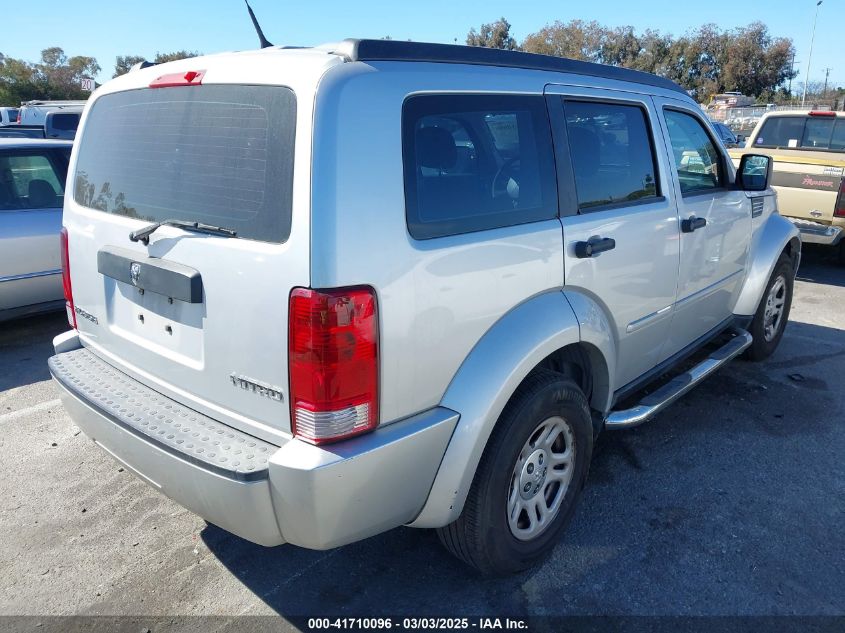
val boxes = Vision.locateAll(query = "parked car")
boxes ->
[0,125,45,139]
[730,110,845,263]
[711,121,740,148]
[48,40,799,575]
[17,100,85,127]
[0,107,20,126]
[45,110,81,140]
[0,139,72,321]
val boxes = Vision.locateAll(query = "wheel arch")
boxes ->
[409,290,615,529]
[734,213,801,316]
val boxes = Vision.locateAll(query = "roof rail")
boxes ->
[329,39,686,95]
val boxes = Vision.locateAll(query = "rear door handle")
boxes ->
[681,216,707,233]
[575,237,616,259]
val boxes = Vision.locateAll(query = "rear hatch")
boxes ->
[64,69,313,441]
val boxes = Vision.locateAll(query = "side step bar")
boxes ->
[605,328,753,430]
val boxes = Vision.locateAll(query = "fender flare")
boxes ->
[409,290,614,528]
[734,213,800,316]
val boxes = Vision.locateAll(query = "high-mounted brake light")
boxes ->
[808,111,835,117]
[288,287,378,445]
[60,228,77,329]
[149,70,205,88]
[834,179,845,218]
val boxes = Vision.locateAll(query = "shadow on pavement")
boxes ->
[203,320,845,618]
[796,245,845,288]
[0,311,68,391]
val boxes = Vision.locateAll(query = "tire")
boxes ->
[745,253,794,361]
[837,240,845,267]
[437,370,593,575]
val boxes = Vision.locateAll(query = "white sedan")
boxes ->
[0,139,72,321]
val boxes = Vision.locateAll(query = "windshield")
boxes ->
[73,85,297,243]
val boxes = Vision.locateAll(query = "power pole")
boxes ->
[802,0,823,107]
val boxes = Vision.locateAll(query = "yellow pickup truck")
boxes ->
[730,110,845,263]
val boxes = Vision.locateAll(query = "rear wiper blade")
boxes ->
[129,219,237,245]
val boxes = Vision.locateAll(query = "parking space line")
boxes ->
[0,398,62,423]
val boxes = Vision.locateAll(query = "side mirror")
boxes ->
[737,154,772,191]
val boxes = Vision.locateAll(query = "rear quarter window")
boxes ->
[402,94,558,240]
[73,85,296,243]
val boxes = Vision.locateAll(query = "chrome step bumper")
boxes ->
[788,217,843,246]
[605,329,753,430]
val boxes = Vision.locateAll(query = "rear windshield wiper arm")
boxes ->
[129,219,237,245]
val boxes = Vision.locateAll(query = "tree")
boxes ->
[518,19,795,101]
[113,55,146,78]
[466,17,518,50]
[113,50,201,78]
[522,20,605,62]
[600,26,640,67]
[153,50,200,64]
[35,47,100,99]
[0,47,98,104]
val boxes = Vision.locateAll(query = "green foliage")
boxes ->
[466,17,518,51]
[113,51,201,78]
[113,55,146,78]
[0,47,99,104]
[469,18,797,101]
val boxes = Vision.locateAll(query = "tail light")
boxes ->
[835,179,845,218]
[288,287,378,444]
[60,228,77,329]
[16,111,21,123]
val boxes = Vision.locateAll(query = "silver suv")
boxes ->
[49,40,799,575]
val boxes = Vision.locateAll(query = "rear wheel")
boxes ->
[437,370,593,575]
[745,253,794,361]
[838,240,845,266]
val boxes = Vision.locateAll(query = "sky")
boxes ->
[3,0,842,89]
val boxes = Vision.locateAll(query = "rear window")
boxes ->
[5,109,19,123]
[73,85,297,243]
[50,113,80,131]
[754,115,845,152]
[402,94,557,240]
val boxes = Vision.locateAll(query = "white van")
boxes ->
[17,100,85,127]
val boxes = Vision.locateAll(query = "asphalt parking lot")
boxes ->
[1,247,843,625]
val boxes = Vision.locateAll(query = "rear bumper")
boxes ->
[787,217,843,246]
[50,335,458,549]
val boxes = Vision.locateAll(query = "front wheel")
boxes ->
[745,253,794,361]
[437,371,593,575]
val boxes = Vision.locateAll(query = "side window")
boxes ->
[563,100,659,211]
[664,109,723,195]
[403,94,558,240]
[0,152,65,211]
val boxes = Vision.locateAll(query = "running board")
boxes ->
[605,329,753,430]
